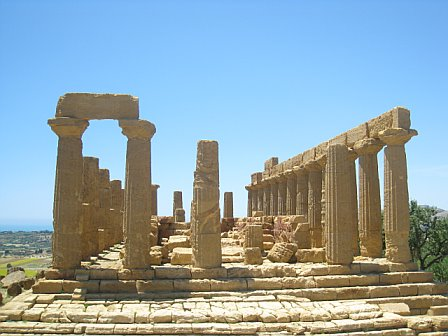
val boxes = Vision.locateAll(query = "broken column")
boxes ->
[191,140,222,268]
[173,191,183,216]
[111,179,124,244]
[304,160,323,248]
[223,192,234,218]
[325,144,353,265]
[151,184,159,216]
[48,117,89,269]
[244,224,263,249]
[354,138,384,258]
[120,119,156,269]
[285,170,296,216]
[380,128,417,263]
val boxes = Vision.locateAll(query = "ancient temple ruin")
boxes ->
[1,95,447,335]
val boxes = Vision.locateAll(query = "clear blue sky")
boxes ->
[1,0,447,229]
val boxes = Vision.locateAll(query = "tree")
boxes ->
[409,200,448,282]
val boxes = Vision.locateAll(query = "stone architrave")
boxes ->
[245,186,252,217]
[48,117,89,269]
[98,169,112,251]
[295,167,308,218]
[285,170,297,216]
[119,119,156,269]
[379,128,417,263]
[277,176,287,216]
[223,192,234,218]
[81,156,100,258]
[191,140,222,268]
[325,144,353,265]
[244,224,263,250]
[347,149,360,256]
[173,191,183,216]
[304,160,323,248]
[111,179,124,244]
[263,184,271,216]
[151,184,159,216]
[354,138,384,258]
[269,179,279,216]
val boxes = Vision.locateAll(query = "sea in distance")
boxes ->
[0,219,53,232]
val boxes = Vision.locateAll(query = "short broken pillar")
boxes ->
[223,192,234,218]
[380,128,417,263]
[120,119,156,269]
[325,144,353,265]
[81,156,100,258]
[354,138,384,258]
[304,160,323,248]
[151,184,159,216]
[48,117,89,269]
[173,191,183,216]
[110,179,124,244]
[191,140,222,268]
[244,224,264,250]
[285,170,297,216]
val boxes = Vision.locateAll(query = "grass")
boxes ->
[0,257,49,278]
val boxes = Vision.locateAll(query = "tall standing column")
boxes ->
[257,185,264,213]
[151,184,160,216]
[277,176,287,215]
[285,170,297,216]
[246,186,252,217]
[120,120,156,269]
[325,144,353,265]
[48,118,89,269]
[173,191,183,216]
[304,160,323,248]
[354,138,384,258]
[379,128,417,263]
[317,156,327,246]
[191,140,222,268]
[98,169,112,251]
[269,179,279,216]
[223,192,234,218]
[263,184,271,216]
[295,167,308,218]
[111,179,124,244]
[251,187,258,216]
[348,149,360,256]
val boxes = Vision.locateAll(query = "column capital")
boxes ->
[293,165,307,176]
[379,128,417,146]
[353,138,384,155]
[48,117,89,138]
[119,119,156,140]
[316,155,327,168]
[304,160,322,172]
[283,169,297,179]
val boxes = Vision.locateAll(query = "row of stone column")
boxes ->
[49,117,156,270]
[247,128,416,264]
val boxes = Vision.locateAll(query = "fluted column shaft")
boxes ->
[325,144,353,265]
[277,177,287,215]
[48,118,89,269]
[246,187,252,217]
[263,184,271,216]
[251,188,258,215]
[111,179,124,244]
[223,192,234,218]
[120,120,156,269]
[285,172,297,215]
[270,181,279,216]
[348,150,360,256]
[173,191,183,216]
[295,168,308,217]
[354,138,383,258]
[305,161,323,248]
[380,128,417,263]
[257,186,264,212]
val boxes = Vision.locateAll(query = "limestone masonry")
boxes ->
[1,95,447,336]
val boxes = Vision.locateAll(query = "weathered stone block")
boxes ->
[171,247,192,265]
[99,280,137,293]
[267,242,298,263]
[244,247,263,265]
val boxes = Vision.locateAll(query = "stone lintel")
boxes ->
[56,93,139,120]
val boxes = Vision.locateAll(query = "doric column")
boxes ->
[354,138,384,258]
[119,119,156,269]
[348,149,360,256]
[304,160,323,248]
[379,128,417,263]
[111,179,124,244]
[251,187,258,215]
[98,169,112,251]
[173,191,183,216]
[325,144,353,265]
[245,186,252,217]
[317,156,327,246]
[81,156,100,259]
[269,179,279,216]
[257,184,264,213]
[191,140,222,268]
[223,192,234,218]
[277,175,287,215]
[263,183,271,216]
[151,184,159,216]
[48,117,89,269]
[294,167,308,218]
[285,170,297,215]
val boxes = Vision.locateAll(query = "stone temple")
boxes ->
[0,93,447,335]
